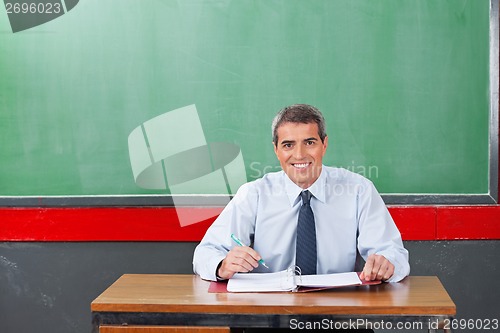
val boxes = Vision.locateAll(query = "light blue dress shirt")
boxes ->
[193,166,410,282]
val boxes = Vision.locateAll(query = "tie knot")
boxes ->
[300,190,312,205]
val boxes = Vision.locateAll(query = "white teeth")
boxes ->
[294,163,309,168]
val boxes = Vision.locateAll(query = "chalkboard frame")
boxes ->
[0,0,498,207]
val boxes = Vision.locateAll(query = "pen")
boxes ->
[230,233,269,269]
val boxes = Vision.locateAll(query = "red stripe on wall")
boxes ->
[0,207,220,242]
[388,206,436,240]
[0,206,499,241]
[436,206,500,240]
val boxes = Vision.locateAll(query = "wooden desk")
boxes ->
[91,274,456,333]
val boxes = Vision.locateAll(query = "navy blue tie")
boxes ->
[295,190,317,275]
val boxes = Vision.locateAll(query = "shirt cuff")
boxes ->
[200,254,226,281]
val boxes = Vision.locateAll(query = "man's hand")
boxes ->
[217,246,263,280]
[359,254,394,282]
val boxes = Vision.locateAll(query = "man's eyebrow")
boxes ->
[279,138,318,145]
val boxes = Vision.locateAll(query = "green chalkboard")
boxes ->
[0,0,497,205]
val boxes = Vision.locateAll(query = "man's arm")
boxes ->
[193,237,229,281]
[357,180,410,282]
[193,183,260,281]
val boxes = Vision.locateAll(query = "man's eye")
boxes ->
[283,143,292,149]
[306,141,315,145]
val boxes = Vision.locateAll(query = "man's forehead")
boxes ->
[277,122,320,135]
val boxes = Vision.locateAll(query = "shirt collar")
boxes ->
[283,166,327,207]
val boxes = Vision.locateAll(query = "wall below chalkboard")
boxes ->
[0,241,499,333]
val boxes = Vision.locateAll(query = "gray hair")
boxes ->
[272,104,327,146]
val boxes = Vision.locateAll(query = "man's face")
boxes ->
[274,122,328,189]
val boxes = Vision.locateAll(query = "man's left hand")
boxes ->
[360,254,394,282]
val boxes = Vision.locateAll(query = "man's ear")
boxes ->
[322,136,329,155]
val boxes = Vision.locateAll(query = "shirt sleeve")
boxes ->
[192,182,258,281]
[356,180,410,282]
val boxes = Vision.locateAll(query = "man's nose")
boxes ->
[293,145,305,159]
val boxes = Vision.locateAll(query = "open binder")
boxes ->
[210,266,381,293]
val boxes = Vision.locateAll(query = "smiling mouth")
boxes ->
[292,162,310,169]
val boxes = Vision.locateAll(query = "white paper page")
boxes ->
[299,272,362,288]
[227,270,296,292]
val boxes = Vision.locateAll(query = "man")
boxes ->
[193,104,409,283]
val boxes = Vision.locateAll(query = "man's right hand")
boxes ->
[217,246,263,280]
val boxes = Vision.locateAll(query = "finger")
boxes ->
[370,255,387,280]
[375,264,388,281]
[228,247,262,272]
[218,252,256,279]
[233,255,257,272]
[382,262,395,281]
[371,255,394,281]
[362,255,375,281]
[364,254,388,281]
[232,246,261,268]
